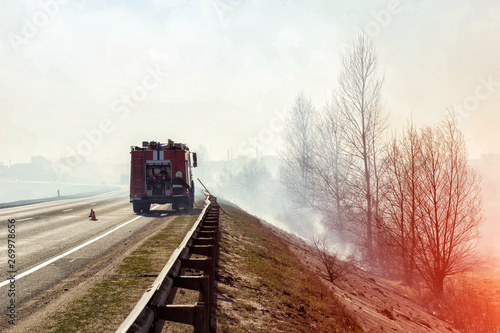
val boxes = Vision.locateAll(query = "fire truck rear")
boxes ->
[130,140,197,213]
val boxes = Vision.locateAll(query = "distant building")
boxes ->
[0,162,7,179]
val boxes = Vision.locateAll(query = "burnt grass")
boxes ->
[216,203,362,332]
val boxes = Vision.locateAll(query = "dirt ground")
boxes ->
[270,227,462,333]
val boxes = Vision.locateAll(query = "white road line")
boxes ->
[90,203,96,206]
[63,209,73,212]
[0,207,159,288]
[17,217,33,222]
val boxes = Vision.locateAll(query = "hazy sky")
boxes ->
[1,0,500,166]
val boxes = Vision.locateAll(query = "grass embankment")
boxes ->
[43,214,198,332]
[216,203,362,332]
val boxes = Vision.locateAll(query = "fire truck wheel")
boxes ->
[143,203,151,213]
[133,202,142,214]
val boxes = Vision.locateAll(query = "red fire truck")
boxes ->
[130,140,197,213]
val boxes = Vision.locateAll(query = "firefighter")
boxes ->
[172,171,190,213]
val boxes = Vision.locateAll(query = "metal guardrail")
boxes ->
[117,194,220,333]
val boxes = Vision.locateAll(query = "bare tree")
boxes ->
[280,90,317,207]
[312,234,353,284]
[382,123,422,285]
[414,112,482,297]
[336,34,387,258]
[307,93,353,245]
[383,112,482,296]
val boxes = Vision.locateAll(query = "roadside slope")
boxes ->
[216,204,362,332]
[216,202,460,333]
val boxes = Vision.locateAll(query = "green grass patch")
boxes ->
[43,214,198,333]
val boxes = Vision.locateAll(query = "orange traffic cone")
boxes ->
[90,210,98,221]
[88,208,94,217]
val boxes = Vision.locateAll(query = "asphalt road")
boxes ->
[0,189,175,312]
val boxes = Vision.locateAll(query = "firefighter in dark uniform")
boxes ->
[172,171,190,213]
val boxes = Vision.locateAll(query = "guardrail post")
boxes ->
[193,302,206,333]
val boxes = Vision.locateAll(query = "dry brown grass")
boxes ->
[440,270,500,333]
[384,268,500,332]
